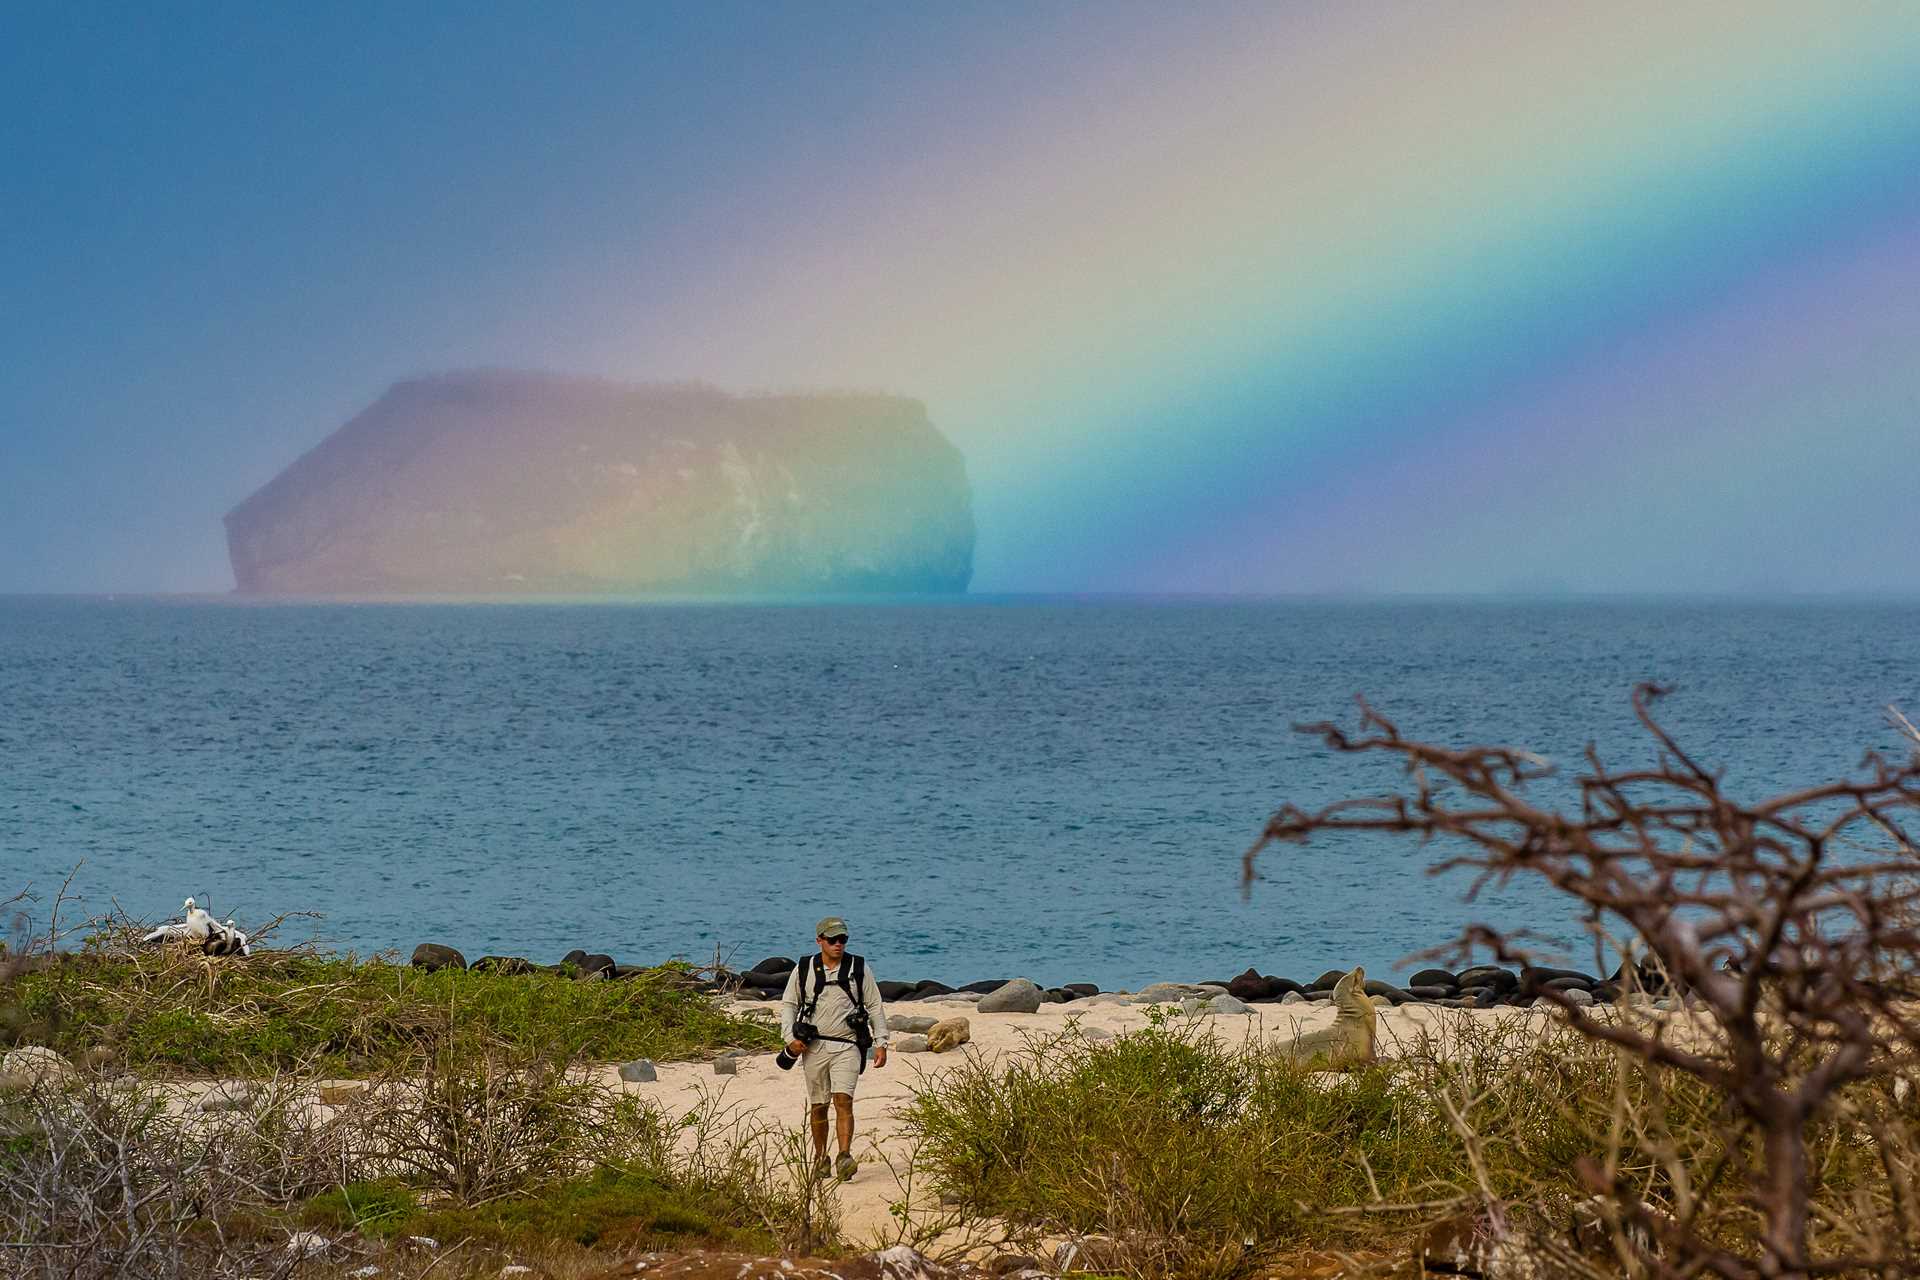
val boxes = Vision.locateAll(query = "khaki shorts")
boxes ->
[802,1040,862,1105]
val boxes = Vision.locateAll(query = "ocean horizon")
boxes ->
[5,595,1916,991]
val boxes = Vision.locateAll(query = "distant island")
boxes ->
[223,372,974,596]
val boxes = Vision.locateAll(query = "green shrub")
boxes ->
[296,1167,750,1250]
[300,1179,419,1234]
[393,1166,766,1251]
[8,949,775,1075]
[902,1013,1920,1274]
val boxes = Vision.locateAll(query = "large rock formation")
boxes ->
[225,372,974,595]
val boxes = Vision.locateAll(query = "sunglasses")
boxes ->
[820,935,849,944]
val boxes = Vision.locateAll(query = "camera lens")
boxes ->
[775,1048,798,1071]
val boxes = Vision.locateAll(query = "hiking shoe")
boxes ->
[835,1151,858,1182]
[812,1155,832,1181]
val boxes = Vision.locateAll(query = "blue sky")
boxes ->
[6,3,1919,595]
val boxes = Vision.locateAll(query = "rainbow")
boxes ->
[610,5,1920,593]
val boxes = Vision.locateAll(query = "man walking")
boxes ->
[780,915,889,1181]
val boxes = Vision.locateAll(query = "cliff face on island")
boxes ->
[224,373,974,595]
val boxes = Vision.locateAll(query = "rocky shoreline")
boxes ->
[408,943,1669,1013]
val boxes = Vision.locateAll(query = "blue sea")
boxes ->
[3,596,1916,991]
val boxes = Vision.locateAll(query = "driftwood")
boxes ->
[1244,684,1920,1280]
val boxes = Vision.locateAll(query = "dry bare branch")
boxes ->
[1245,683,1920,1279]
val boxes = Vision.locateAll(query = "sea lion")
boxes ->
[926,1017,971,1053]
[1276,965,1376,1069]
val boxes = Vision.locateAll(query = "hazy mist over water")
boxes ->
[5,596,1916,989]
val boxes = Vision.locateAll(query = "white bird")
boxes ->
[142,897,216,944]
[203,918,251,958]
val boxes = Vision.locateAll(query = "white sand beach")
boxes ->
[599,995,1563,1245]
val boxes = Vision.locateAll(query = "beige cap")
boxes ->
[815,916,849,939]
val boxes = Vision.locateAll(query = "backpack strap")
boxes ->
[843,953,870,1072]
[802,953,866,1023]
[802,953,827,1019]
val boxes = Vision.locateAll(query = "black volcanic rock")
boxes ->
[225,372,975,596]
[411,943,465,972]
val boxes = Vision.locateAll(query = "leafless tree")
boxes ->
[1244,684,1920,1280]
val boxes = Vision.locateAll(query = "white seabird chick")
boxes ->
[203,918,251,958]
[141,897,216,945]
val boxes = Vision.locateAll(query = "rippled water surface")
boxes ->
[3,597,1916,989]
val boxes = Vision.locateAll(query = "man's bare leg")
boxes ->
[829,1092,859,1180]
[831,1092,856,1154]
[809,1104,830,1171]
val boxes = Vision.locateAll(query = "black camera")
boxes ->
[776,1022,820,1071]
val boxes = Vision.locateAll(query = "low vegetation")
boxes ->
[904,1010,1920,1277]
[0,904,803,1276]
[301,1167,765,1253]
[0,1036,835,1280]
[5,943,775,1075]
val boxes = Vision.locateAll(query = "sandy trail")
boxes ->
[595,996,1561,1247]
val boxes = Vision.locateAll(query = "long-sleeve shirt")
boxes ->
[779,955,890,1048]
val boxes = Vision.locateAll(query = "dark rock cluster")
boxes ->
[411,943,1665,1010]
[1212,963,1636,1009]
[407,943,718,989]
[723,955,1655,1008]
